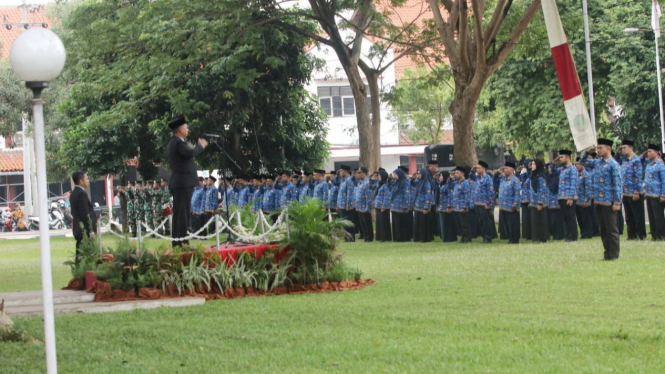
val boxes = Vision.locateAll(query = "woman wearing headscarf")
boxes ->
[519,159,533,240]
[529,159,550,242]
[390,168,411,242]
[412,167,435,242]
[373,170,392,242]
[546,163,565,240]
[437,171,457,242]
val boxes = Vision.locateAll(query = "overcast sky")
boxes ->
[0,0,55,7]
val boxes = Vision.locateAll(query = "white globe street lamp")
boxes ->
[9,27,66,374]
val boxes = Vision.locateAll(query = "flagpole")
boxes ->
[582,0,596,137]
[655,36,665,147]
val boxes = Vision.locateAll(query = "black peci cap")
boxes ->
[505,162,516,169]
[559,150,572,156]
[648,144,661,152]
[478,160,489,169]
[339,165,351,172]
[168,117,186,130]
[597,138,614,147]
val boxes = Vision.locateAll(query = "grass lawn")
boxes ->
[2,235,665,373]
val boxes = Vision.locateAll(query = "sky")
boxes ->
[0,0,55,7]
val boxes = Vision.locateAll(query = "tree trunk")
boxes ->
[450,81,482,167]
[364,70,382,171]
[345,65,375,172]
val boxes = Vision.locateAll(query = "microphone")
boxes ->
[202,133,221,138]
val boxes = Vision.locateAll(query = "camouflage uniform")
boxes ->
[123,188,137,236]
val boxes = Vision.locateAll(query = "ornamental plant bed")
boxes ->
[87,279,377,302]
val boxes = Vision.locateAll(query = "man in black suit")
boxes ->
[70,170,97,266]
[166,117,207,247]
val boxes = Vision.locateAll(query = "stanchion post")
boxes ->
[285,208,290,240]
[259,211,267,244]
[215,214,220,249]
[137,221,142,251]
[97,215,102,254]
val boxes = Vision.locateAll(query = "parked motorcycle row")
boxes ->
[1,200,73,232]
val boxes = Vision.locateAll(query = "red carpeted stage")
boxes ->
[209,243,288,264]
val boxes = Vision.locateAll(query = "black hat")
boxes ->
[455,166,466,173]
[237,175,249,181]
[265,174,275,180]
[559,150,573,156]
[648,144,661,152]
[357,167,368,174]
[597,138,614,147]
[378,167,386,172]
[478,160,489,169]
[293,170,302,176]
[198,176,204,181]
[168,117,186,130]
[281,170,293,176]
[209,176,217,182]
[622,140,635,147]
[576,157,582,163]
[588,152,597,157]
[398,165,409,173]
[505,162,516,169]
[339,165,351,172]
[428,160,438,166]
[314,169,326,174]
[303,171,312,177]
[329,170,336,174]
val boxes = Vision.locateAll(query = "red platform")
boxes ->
[210,243,288,265]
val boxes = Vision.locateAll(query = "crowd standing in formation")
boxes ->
[180,137,665,261]
[118,179,172,237]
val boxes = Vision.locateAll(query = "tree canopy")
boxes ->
[56,0,328,179]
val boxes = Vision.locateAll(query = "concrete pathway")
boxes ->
[0,227,112,240]
[0,289,205,316]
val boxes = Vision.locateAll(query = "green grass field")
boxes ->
[2,234,665,373]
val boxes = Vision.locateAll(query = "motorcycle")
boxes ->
[1,210,13,232]
[28,211,66,231]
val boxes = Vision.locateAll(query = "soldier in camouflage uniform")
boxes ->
[160,179,172,235]
[120,182,137,237]
[151,181,162,233]
[136,181,146,234]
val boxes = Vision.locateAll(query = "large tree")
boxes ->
[57,0,328,179]
[425,0,543,166]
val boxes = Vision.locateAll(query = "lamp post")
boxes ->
[625,27,665,146]
[9,27,66,374]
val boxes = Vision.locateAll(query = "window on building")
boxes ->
[317,86,364,118]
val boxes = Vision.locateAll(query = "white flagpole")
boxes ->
[653,0,665,146]
[582,0,597,136]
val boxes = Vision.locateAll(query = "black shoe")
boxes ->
[482,239,492,244]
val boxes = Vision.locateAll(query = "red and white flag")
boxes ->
[542,0,596,150]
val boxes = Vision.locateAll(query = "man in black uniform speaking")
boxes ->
[166,117,207,247]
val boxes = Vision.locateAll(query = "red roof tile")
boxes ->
[1,6,51,60]
[399,129,454,145]
[0,149,23,172]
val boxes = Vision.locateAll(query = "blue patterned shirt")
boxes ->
[556,164,579,200]
[236,186,250,209]
[203,186,218,212]
[328,183,339,209]
[374,184,391,209]
[354,179,372,213]
[473,174,495,208]
[251,187,263,212]
[412,183,434,212]
[390,184,411,213]
[337,175,355,210]
[620,155,645,196]
[644,158,665,198]
[261,186,276,213]
[311,181,329,208]
[581,154,622,206]
[577,170,591,205]
[498,175,521,211]
[451,180,471,212]
[437,181,454,212]
[191,186,206,214]
[280,182,297,208]
[529,177,550,207]
[520,173,531,204]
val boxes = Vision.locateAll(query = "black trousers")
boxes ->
[430,204,439,237]
[439,211,458,242]
[500,210,520,244]
[391,211,410,242]
[203,212,214,236]
[358,211,374,242]
[456,211,471,242]
[375,208,392,242]
[406,211,414,240]
[622,195,646,240]
[413,211,433,242]
[591,201,600,236]
[469,208,479,238]
[617,205,625,235]
[530,206,550,242]
[476,205,494,242]
[498,212,507,240]
[558,200,578,241]
[339,209,356,240]
[549,208,565,240]
[576,205,594,239]
[171,187,193,247]
[646,197,665,240]
[356,211,366,240]
[596,204,620,260]
[74,232,90,266]
[521,203,532,240]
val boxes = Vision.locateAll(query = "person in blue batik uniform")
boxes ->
[261,175,279,223]
[473,161,496,244]
[519,160,533,240]
[574,158,593,239]
[581,138,623,260]
[545,164,565,241]
[616,140,647,240]
[249,176,263,213]
[190,177,206,234]
[201,176,218,236]
[529,159,550,243]
[374,170,392,242]
[643,144,665,240]
[354,167,374,242]
[234,176,250,209]
[553,150,579,241]
[279,171,297,209]
[312,169,330,209]
[336,165,356,241]
[451,166,472,243]
[298,172,312,203]
[437,172,457,243]
[498,162,521,244]
[390,168,411,242]
[328,171,340,212]
[412,167,435,243]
